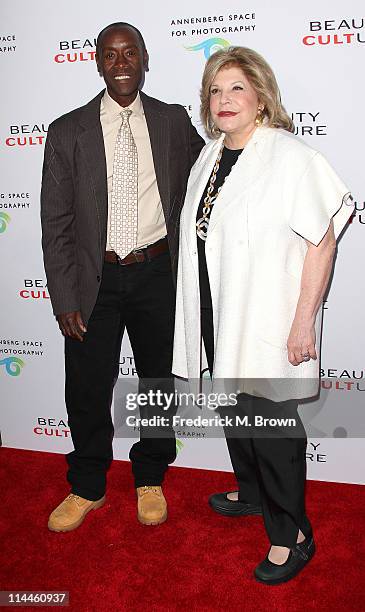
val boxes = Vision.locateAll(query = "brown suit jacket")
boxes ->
[41,90,204,323]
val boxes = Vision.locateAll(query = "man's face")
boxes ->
[96,26,148,107]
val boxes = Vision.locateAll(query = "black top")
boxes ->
[196,146,243,308]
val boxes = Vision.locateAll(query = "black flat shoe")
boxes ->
[209,491,262,516]
[254,535,315,585]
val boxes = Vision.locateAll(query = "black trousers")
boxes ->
[201,307,312,547]
[64,249,176,501]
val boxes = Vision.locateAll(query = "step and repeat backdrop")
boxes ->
[1,0,364,484]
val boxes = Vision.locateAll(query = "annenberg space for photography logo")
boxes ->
[176,439,184,453]
[0,191,32,233]
[0,34,16,53]
[170,12,257,55]
[54,37,97,64]
[302,17,365,46]
[186,38,230,59]
[0,338,45,377]
[0,212,10,233]
[4,124,47,147]
[0,357,25,377]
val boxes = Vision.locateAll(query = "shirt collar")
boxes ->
[102,89,143,121]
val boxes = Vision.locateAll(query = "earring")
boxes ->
[255,106,264,126]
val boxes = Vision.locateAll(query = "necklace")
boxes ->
[196,141,225,241]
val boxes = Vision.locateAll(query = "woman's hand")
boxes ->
[286,319,317,366]
[286,221,336,367]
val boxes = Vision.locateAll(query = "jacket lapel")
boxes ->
[140,91,170,216]
[207,126,272,237]
[78,91,108,249]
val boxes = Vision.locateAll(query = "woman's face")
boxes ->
[209,65,260,140]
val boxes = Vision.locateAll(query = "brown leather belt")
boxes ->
[105,236,168,265]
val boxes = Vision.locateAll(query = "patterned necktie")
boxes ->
[110,108,138,259]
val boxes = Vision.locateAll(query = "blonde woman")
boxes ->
[172,47,353,584]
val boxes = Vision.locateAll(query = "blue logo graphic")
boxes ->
[186,38,231,59]
[0,357,25,376]
[0,212,11,233]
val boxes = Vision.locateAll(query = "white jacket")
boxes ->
[172,126,353,401]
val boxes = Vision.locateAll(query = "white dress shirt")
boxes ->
[100,90,166,251]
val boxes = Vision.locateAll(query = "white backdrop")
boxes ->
[1,0,364,484]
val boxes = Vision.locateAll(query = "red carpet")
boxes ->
[1,448,364,611]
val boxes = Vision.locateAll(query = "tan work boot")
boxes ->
[48,493,105,532]
[136,486,167,525]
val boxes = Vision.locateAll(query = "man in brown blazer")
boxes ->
[41,21,204,532]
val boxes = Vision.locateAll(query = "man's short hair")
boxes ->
[96,22,146,56]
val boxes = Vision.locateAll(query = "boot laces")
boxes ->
[140,486,160,496]
[66,493,83,506]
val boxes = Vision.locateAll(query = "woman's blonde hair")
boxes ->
[200,46,294,138]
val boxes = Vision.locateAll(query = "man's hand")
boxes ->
[287,319,317,366]
[56,311,87,342]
